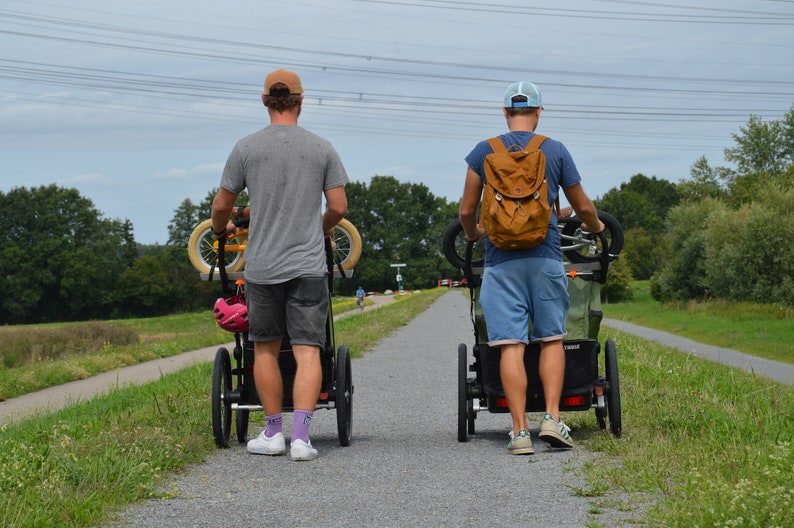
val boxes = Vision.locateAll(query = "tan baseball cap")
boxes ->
[264,69,303,96]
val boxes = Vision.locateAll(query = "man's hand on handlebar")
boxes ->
[212,221,236,240]
[465,224,486,243]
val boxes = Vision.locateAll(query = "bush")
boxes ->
[602,257,633,303]
[703,185,794,305]
[652,199,722,301]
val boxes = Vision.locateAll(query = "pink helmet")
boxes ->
[213,295,249,332]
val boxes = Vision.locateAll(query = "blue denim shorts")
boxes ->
[479,257,569,345]
[245,276,328,347]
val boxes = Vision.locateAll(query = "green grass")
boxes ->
[570,328,794,528]
[0,288,448,527]
[604,281,794,365]
[0,313,232,401]
[0,363,215,527]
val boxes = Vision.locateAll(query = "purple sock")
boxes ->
[265,413,282,438]
[292,410,313,443]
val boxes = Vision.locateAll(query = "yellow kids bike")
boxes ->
[187,215,362,274]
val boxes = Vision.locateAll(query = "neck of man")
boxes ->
[507,115,539,133]
[269,106,300,126]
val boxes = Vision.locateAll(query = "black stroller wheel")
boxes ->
[605,339,622,437]
[457,344,470,442]
[336,345,353,446]
[211,348,233,448]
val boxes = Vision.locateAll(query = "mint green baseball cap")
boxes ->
[504,81,542,108]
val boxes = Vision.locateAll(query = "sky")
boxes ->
[1,0,793,244]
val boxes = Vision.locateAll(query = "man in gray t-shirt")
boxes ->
[211,69,348,462]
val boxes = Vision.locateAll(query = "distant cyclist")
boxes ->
[356,286,365,310]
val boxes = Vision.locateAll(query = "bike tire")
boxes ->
[187,219,247,274]
[442,217,485,270]
[332,218,362,271]
[561,211,624,264]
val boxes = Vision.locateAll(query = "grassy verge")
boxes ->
[604,281,794,365]
[0,288,447,528]
[0,313,231,401]
[0,297,365,401]
[570,328,793,528]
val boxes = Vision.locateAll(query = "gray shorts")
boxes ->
[245,276,328,348]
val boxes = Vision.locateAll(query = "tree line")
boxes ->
[1,104,791,324]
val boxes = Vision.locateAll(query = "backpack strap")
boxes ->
[526,133,547,150]
[488,134,548,154]
[487,137,506,153]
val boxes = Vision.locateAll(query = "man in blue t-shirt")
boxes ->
[460,81,603,455]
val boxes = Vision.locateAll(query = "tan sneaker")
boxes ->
[539,413,574,448]
[507,429,534,455]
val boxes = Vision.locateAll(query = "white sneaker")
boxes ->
[247,431,286,455]
[290,439,319,461]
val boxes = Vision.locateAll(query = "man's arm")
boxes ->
[459,167,485,241]
[561,182,604,233]
[322,185,348,236]
[211,187,239,238]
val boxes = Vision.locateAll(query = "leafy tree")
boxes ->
[617,226,662,281]
[594,173,679,280]
[651,199,722,302]
[116,255,173,316]
[116,246,217,317]
[595,173,680,234]
[341,176,459,294]
[167,198,201,247]
[677,156,729,203]
[167,189,249,249]
[0,185,137,323]
[680,106,794,207]
[724,112,792,176]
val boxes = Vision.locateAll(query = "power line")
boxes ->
[353,0,794,24]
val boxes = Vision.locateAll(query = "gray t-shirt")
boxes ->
[220,125,349,284]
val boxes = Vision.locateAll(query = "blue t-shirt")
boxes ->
[465,131,582,265]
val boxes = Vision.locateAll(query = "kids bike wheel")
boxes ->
[458,343,470,442]
[188,219,247,274]
[604,339,622,437]
[211,347,233,448]
[561,211,624,264]
[443,218,485,270]
[335,345,353,446]
[331,219,362,272]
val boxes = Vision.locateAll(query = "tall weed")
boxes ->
[0,322,138,368]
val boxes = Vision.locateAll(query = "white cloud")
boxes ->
[59,172,106,185]
[157,163,225,180]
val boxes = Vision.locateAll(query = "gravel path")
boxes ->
[106,290,611,528]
